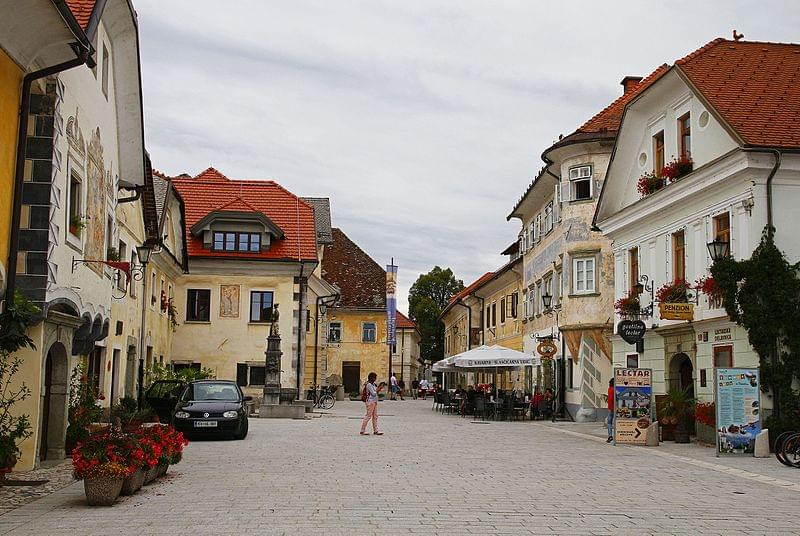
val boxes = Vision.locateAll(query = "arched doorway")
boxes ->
[669,352,695,396]
[39,342,69,462]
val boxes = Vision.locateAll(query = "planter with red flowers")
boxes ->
[135,424,188,484]
[661,156,693,183]
[695,275,723,309]
[637,171,666,197]
[614,292,641,318]
[656,279,696,321]
[71,432,140,506]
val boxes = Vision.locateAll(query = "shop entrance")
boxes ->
[39,342,69,461]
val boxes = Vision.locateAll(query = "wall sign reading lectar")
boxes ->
[613,368,653,445]
[715,368,761,456]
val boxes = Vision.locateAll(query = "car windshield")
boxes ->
[182,383,240,402]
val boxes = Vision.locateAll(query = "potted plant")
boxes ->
[71,432,137,505]
[614,292,641,317]
[111,396,140,432]
[167,299,179,332]
[0,355,32,483]
[66,364,104,454]
[660,386,698,443]
[655,279,691,304]
[694,401,716,444]
[118,434,147,496]
[661,155,693,183]
[637,171,666,197]
[69,214,87,236]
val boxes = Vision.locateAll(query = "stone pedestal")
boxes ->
[754,429,770,458]
[259,330,306,419]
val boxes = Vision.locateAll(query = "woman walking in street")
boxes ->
[607,378,615,443]
[360,372,384,436]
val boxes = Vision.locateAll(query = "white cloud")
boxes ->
[136,0,800,311]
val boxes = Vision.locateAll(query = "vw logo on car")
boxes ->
[203,412,209,418]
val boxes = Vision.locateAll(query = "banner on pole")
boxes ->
[386,264,398,346]
[715,368,760,455]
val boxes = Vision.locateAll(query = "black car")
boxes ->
[171,380,251,439]
[145,380,186,423]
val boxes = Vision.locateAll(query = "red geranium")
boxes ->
[695,402,715,427]
[656,279,691,303]
[71,432,142,480]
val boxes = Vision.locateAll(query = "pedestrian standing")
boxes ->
[390,372,399,400]
[411,378,419,399]
[607,378,614,443]
[360,372,383,436]
[531,387,543,420]
[419,378,429,400]
[398,378,406,400]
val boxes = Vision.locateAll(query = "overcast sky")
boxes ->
[137,0,800,312]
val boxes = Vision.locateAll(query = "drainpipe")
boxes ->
[117,185,143,204]
[5,51,91,310]
[296,263,307,400]
[764,149,782,235]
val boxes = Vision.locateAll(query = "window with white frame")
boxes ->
[568,165,592,201]
[535,281,542,315]
[535,214,542,242]
[522,291,528,319]
[544,202,554,234]
[362,322,377,343]
[555,269,563,304]
[573,257,596,294]
[528,222,534,249]
[528,290,535,319]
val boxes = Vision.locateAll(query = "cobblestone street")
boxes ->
[2,400,800,535]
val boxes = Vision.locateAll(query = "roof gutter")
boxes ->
[5,48,91,310]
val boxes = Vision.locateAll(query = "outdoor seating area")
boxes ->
[431,387,554,421]
[430,345,550,422]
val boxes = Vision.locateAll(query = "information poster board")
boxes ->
[715,368,761,456]
[613,368,653,445]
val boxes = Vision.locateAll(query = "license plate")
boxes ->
[194,420,217,428]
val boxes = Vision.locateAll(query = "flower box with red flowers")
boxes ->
[637,171,666,197]
[614,293,641,317]
[661,155,693,182]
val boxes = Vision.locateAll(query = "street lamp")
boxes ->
[541,291,553,310]
[136,244,153,266]
[706,239,730,262]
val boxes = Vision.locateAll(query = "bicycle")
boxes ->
[308,385,336,410]
[775,430,800,468]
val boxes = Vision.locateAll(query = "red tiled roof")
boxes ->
[396,311,416,329]
[576,64,670,135]
[65,0,96,30]
[322,228,386,309]
[171,167,317,262]
[447,272,495,307]
[675,39,800,149]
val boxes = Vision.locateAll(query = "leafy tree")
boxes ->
[711,226,800,435]
[409,267,464,363]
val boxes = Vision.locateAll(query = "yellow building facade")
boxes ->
[0,49,23,291]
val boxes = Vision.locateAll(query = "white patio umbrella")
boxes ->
[450,345,542,400]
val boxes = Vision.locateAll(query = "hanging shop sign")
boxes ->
[659,302,694,321]
[613,368,653,445]
[715,368,761,456]
[617,319,647,345]
[537,340,558,359]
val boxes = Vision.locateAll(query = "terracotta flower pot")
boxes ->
[143,465,160,484]
[84,476,123,506]
[120,469,145,496]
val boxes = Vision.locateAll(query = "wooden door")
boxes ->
[342,362,361,394]
[39,353,53,461]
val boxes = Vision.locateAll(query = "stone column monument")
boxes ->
[259,305,305,419]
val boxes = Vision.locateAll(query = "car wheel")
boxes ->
[234,418,249,440]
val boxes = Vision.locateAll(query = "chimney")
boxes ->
[620,76,643,95]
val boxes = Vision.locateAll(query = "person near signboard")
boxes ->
[607,379,614,443]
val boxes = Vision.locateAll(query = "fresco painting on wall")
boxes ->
[85,127,106,275]
[220,285,240,317]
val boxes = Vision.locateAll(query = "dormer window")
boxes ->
[213,232,261,252]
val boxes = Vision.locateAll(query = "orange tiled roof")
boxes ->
[576,64,670,135]
[171,167,317,262]
[396,311,416,329]
[675,38,800,149]
[65,0,96,30]
[447,272,495,307]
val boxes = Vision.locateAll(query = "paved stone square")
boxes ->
[2,399,800,535]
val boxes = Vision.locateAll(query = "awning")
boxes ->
[452,345,541,369]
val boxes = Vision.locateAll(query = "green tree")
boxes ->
[711,226,800,432]
[409,267,464,363]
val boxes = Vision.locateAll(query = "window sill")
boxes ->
[568,292,600,298]
[569,198,594,204]
[184,320,211,324]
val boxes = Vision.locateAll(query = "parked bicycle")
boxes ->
[307,385,336,410]
[775,430,800,468]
